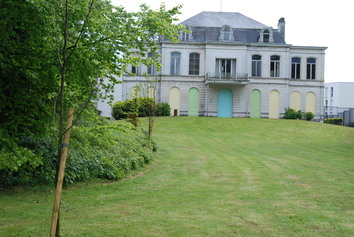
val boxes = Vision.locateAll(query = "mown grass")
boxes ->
[1,117,353,236]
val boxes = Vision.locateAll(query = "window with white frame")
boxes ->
[306,58,316,79]
[219,25,234,41]
[291,57,301,79]
[189,53,200,75]
[263,30,270,43]
[170,52,181,75]
[252,55,262,77]
[132,65,140,74]
[259,28,274,43]
[215,59,236,78]
[147,52,156,75]
[180,26,193,41]
[270,55,280,77]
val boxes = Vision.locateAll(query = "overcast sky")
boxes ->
[112,0,353,83]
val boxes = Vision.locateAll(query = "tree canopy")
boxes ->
[0,0,184,137]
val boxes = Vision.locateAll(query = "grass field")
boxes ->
[0,117,353,236]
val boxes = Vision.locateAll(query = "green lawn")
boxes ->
[1,117,353,236]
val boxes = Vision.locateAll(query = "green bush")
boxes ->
[0,123,154,188]
[112,101,127,120]
[283,107,302,119]
[112,98,171,120]
[155,102,171,116]
[0,130,44,187]
[303,112,315,121]
[324,118,343,125]
[138,97,155,117]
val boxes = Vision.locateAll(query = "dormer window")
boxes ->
[179,26,193,41]
[259,28,274,43]
[219,25,234,42]
[263,30,270,43]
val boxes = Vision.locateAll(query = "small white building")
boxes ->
[324,82,354,119]
[121,11,327,119]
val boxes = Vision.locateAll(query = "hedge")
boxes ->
[112,98,170,120]
[324,118,343,125]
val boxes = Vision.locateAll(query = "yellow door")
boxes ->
[269,90,280,119]
[169,87,180,116]
[290,91,301,111]
[306,92,316,113]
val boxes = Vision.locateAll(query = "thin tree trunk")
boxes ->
[54,0,69,235]
[50,108,74,237]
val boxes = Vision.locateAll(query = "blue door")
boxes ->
[217,88,233,117]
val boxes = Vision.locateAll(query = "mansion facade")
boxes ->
[122,11,327,118]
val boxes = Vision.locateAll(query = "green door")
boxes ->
[188,88,199,116]
[250,89,261,118]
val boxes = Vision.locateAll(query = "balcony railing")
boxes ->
[205,72,249,84]
[207,72,248,80]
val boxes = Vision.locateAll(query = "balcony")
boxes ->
[205,72,249,85]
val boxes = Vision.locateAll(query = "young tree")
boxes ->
[138,74,159,150]
[2,0,185,235]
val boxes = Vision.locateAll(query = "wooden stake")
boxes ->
[50,107,74,237]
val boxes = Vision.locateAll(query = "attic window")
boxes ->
[179,26,193,41]
[263,30,270,43]
[259,28,274,43]
[219,25,234,42]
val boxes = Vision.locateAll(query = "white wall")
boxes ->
[324,82,354,108]
[96,77,123,118]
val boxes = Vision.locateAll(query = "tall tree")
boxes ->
[0,0,56,137]
[2,0,185,235]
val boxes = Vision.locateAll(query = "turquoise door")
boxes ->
[188,88,199,116]
[217,88,233,117]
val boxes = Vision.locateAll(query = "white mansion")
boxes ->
[122,11,327,118]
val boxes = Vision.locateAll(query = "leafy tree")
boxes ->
[0,0,56,136]
[1,0,185,235]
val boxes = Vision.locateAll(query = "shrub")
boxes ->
[112,98,171,120]
[303,112,315,121]
[138,97,155,117]
[0,131,48,187]
[112,101,127,120]
[126,112,140,127]
[283,107,302,119]
[324,118,343,125]
[0,123,154,188]
[155,102,171,116]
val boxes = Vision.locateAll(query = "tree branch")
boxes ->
[66,0,94,61]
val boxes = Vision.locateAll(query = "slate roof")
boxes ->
[180,11,267,29]
[179,11,286,44]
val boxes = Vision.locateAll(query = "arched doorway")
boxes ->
[217,88,233,117]
[250,89,261,118]
[306,92,316,113]
[169,87,180,116]
[269,90,280,119]
[188,88,199,116]
[290,91,301,111]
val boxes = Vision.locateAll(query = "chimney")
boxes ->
[278,17,285,41]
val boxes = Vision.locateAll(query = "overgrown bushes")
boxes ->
[112,98,170,120]
[283,107,315,121]
[324,118,343,125]
[0,123,154,188]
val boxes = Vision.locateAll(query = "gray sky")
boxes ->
[112,0,354,83]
